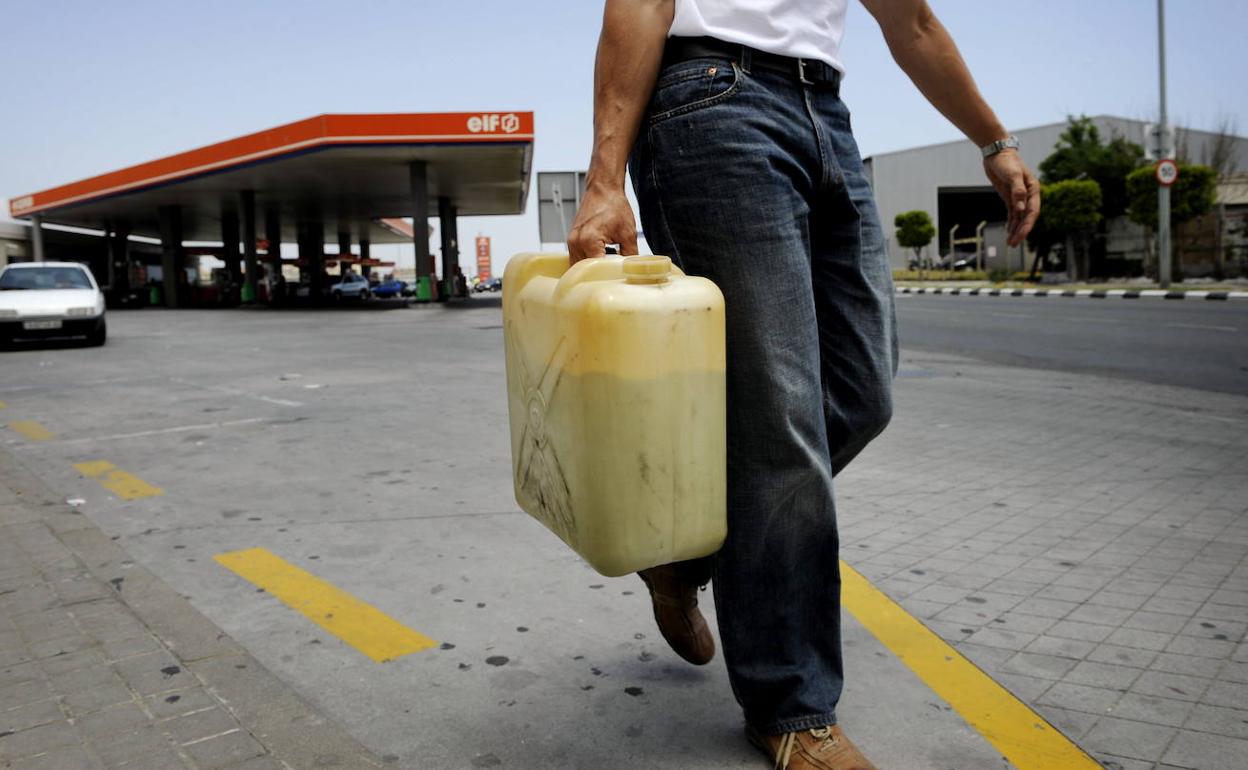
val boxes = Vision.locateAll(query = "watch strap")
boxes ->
[982,135,1020,158]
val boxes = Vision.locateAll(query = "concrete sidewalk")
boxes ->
[0,453,384,770]
[0,440,1023,770]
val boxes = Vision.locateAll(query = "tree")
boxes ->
[1040,180,1102,280]
[1040,115,1145,221]
[894,210,936,272]
[1126,164,1217,280]
[1125,164,1217,229]
[1038,116,1146,277]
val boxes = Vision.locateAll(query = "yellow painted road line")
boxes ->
[73,460,164,500]
[214,547,437,662]
[841,562,1100,770]
[8,420,55,441]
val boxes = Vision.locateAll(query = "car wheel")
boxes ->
[87,322,107,347]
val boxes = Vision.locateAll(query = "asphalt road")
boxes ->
[895,294,1248,395]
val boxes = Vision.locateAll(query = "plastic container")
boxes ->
[503,253,726,576]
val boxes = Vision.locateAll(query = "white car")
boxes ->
[329,272,371,300]
[0,262,107,347]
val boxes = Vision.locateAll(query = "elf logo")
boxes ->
[10,196,33,214]
[467,113,521,134]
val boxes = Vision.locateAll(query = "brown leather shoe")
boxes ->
[637,563,715,665]
[746,724,879,770]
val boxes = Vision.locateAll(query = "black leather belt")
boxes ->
[663,36,841,88]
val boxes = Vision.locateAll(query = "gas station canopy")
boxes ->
[8,112,535,244]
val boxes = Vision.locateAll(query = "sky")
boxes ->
[2,0,1245,275]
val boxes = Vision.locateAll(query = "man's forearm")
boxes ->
[586,0,674,190]
[867,1,1007,147]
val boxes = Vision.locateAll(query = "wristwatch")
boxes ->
[981,135,1020,158]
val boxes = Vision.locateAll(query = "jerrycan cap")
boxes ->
[623,255,673,284]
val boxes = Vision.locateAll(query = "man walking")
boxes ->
[568,2,1039,767]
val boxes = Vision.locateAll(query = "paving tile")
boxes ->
[38,648,105,677]
[963,627,1036,651]
[1010,596,1079,619]
[1149,652,1225,678]
[62,679,135,716]
[1066,604,1134,626]
[1162,729,1248,770]
[1122,611,1190,633]
[1093,754,1155,770]
[1181,616,1247,641]
[1130,671,1211,703]
[1163,635,1237,659]
[1200,680,1248,710]
[1035,703,1100,741]
[1141,596,1205,617]
[182,729,265,770]
[144,687,219,721]
[91,725,176,768]
[76,702,150,740]
[0,699,63,734]
[0,720,78,761]
[1104,626,1175,651]
[9,745,100,770]
[987,612,1056,635]
[112,652,197,697]
[0,679,56,710]
[953,642,1014,671]
[1086,591,1149,611]
[1186,703,1248,740]
[1000,651,1078,680]
[1046,619,1116,643]
[1064,660,1144,691]
[1082,716,1176,762]
[1093,753,1155,770]
[165,708,240,746]
[1024,635,1097,660]
[993,672,1052,702]
[1038,681,1123,714]
[1086,643,1157,669]
[1107,692,1195,727]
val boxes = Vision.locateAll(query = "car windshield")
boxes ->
[0,266,93,291]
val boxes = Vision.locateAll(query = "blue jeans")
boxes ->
[629,44,898,735]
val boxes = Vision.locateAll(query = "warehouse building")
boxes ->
[864,115,1248,275]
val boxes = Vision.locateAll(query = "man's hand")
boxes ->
[983,150,1041,246]
[567,183,639,263]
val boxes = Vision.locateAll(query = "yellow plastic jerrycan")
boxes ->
[503,253,726,577]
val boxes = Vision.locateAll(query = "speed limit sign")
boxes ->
[1155,159,1179,187]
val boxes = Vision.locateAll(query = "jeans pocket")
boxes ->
[647,60,742,126]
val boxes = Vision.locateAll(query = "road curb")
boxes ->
[895,286,1248,301]
[0,447,386,770]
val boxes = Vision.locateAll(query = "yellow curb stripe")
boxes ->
[72,460,164,500]
[0,400,7,409]
[841,562,1100,770]
[9,420,55,441]
[214,547,437,663]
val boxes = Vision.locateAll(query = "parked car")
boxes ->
[475,277,502,293]
[371,278,408,299]
[0,262,106,347]
[330,273,371,300]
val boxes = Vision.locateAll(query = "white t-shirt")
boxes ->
[670,0,849,72]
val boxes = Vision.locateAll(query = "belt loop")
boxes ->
[797,58,814,86]
[739,44,752,75]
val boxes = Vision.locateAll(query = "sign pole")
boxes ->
[1157,0,1172,289]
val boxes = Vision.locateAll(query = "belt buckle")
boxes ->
[797,58,814,85]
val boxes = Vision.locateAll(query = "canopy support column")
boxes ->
[157,205,185,308]
[410,162,431,302]
[241,191,258,303]
[438,197,459,302]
